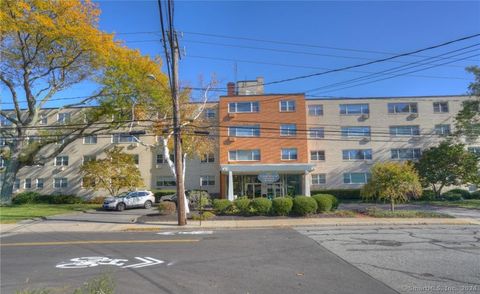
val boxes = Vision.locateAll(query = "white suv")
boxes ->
[103,190,155,211]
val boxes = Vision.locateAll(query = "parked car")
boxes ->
[161,190,210,210]
[103,190,155,211]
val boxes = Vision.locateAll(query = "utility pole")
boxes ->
[170,30,186,226]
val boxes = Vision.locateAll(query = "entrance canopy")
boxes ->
[220,163,316,174]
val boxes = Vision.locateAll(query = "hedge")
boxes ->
[12,192,84,205]
[441,191,463,201]
[158,201,176,215]
[212,199,233,215]
[234,197,251,215]
[312,194,333,213]
[310,189,361,200]
[447,189,471,199]
[470,191,480,199]
[272,197,293,216]
[251,198,272,215]
[292,196,317,216]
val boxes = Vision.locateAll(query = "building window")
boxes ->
[54,177,68,188]
[310,150,325,161]
[156,176,176,187]
[83,135,97,144]
[228,125,260,137]
[57,112,71,124]
[434,124,451,136]
[468,147,480,156]
[343,173,371,184]
[1,115,13,126]
[228,101,259,113]
[312,174,326,185]
[280,124,297,136]
[280,100,296,112]
[340,104,369,115]
[389,125,420,136]
[112,133,138,143]
[55,156,69,166]
[156,153,175,164]
[24,178,32,189]
[83,155,96,164]
[433,102,449,113]
[388,102,418,114]
[308,104,323,116]
[342,149,372,160]
[281,148,298,160]
[229,150,260,161]
[205,109,216,118]
[39,114,48,125]
[132,154,139,165]
[201,153,215,163]
[200,175,215,186]
[36,178,44,189]
[82,176,96,188]
[309,128,324,139]
[391,148,421,160]
[14,179,20,190]
[341,126,371,137]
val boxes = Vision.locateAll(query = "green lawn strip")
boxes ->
[415,200,480,210]
[364,208,453,218]
[0,204,100,224]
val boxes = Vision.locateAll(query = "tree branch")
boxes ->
[0,74,22,124]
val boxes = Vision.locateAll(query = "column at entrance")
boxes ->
[303,171,311,196]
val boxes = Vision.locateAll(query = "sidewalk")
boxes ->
[1,217,478,234]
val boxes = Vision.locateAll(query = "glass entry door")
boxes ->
[245,183,262,198]
[266,183,283,198]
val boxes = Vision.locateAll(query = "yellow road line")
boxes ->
[0,239,200,247]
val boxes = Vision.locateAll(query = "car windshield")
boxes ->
[115,192,130,198]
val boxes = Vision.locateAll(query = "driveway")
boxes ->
[340,203,480,220]
[44,207,157,224]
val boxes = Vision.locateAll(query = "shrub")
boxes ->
[250,198,272,215]
[191,211,215,221]
[470,191,480,199]
[312,194,333,213]
[441,191,463,201]
[86,196,106,204]
[212,199,233,215]
[418,189,436,201]
[292,196,318,216]
[234,197,251,215]
[310,189,361,200]
[12,191,42,205]
[188,190,211,210]
[272,197,293,216]
[48,194,84,204]
[447,189,471,199]
[158,201,176,215]
[153,190,176,203]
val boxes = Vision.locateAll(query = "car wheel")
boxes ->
[117,202,126,211]
[144,200,152,209]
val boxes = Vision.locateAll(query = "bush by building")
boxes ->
[251,198,272,215]
[310,189,361,200]
[234,197,251,215]
[271,197,293,216]
[446,189,471,199]
[312,194,333,213]
[12,192,84,205]
[292,196,318,216]
[470,191,480,199]
[212,199,233,215]
[441,191,463,201]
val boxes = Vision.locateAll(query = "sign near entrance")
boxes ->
[258,173,280,183]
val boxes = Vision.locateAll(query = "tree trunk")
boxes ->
[1,156,21,205]
[182,153,189,214]
[390,198,395,212]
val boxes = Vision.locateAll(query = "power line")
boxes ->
[305,43,480,94]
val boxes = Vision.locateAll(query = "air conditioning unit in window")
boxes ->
[360,137,371,143]
[408,113,418,120]
[359,113,369,120]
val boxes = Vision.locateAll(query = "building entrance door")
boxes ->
[265,183,283,199]
[245,183,262,198]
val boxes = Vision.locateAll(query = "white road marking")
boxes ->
[56,256,164,269]
[123,257,164,269]
[157,230,213,235]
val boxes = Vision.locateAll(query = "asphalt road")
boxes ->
[45,207,157,224]
[296,225,480,294]
[1,228,397,294]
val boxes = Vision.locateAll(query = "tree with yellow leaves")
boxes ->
[0,0,168,203]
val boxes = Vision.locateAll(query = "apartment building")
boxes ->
[1,77,478,198]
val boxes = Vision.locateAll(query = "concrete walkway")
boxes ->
[1,216,478,235]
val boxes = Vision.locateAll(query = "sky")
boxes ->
[2,1,480,108]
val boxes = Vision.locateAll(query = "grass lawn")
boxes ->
[417,200,480,210]
[364,208,453,218]
[0,204,100,224]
